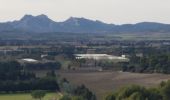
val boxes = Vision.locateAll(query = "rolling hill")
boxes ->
[0,14,170,34]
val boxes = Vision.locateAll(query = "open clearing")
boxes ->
[59,71,170,99]
[0,93,61,100]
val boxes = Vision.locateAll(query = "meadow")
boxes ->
[0,93,61,100]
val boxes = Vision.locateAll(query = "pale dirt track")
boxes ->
[59,71,170,100]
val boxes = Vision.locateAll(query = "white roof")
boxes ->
[75,54,108,57]
[75,54,129,61]
[22,58,38,62]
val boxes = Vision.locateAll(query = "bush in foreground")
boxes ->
[105,81,170,100]
[31,90,46,100]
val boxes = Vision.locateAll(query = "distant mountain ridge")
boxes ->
[0,14,170,33]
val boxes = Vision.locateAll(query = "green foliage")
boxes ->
[105,93,116,100]
[60,95,85,100]
[105,81,170,100]
[73,85,96,100]
[0,93,60,100]
[0,61,31,81]
[31,90,46,100]
[46,70,56,77]
[116,85,148,100]
[25,62,61,70]
[161,81,170,100]
[104,84,166,100]
[71,96,84,100]
[59,78,74,94]
[124,53,170,74]
[147,88,162,100]
[58,79,95,100]
[0,61,60,93]
[128,92,144,100]
[98,60,115,69]
[60,95,71,100]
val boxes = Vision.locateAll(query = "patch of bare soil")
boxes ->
[58,71,170,100]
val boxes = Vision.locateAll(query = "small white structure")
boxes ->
[21,58,38,63]
[41,54,48,58]
[75,54,129,62]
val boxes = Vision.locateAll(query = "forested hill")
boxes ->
[0,14,170,34]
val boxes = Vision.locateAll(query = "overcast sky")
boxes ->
[0,0,170,24]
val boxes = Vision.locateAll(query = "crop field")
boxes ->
[0,93,61,100]
[59,71,170,99]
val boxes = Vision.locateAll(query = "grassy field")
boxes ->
[59,71,170,100]
[0,93,62,100]
[110,33,170,40]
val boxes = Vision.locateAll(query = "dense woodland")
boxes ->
[24,62,61,70]
[121,45,170,74]
[0,61,60,93]
[0,61,96,100]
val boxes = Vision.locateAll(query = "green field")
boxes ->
[0,93,62,100]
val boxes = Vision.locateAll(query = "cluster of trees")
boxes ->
[105,80,170,100]
[0,61,60,93]
[60,85,96,100]
[116,43,170,74]
[25,62,61,70]
[31,90,46,100]
[0,77,59,93]
[0,61,35,81]
[59,78,96,100]
[0,60,96,100]
[72,85,96,100]
[123,53,170,74]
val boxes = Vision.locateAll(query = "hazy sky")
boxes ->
[0,0,170,24]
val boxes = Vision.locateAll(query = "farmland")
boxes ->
[0,33,170,100]
[59,71,170,99]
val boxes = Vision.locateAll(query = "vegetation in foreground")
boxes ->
[60,84,96,100]
[105,80,170,100]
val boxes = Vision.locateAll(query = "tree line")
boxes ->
[59,78,96,100]
[0,61,96,100]
[123,53,170,74]
[105,80,170,100]
[24,62,61,70]
[0,61,60,93]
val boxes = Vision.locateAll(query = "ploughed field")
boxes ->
[59,71,170,99]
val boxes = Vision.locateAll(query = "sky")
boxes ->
[0,0,170,24]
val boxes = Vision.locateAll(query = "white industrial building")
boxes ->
[20,58,38,63]
[75,54,129,62]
